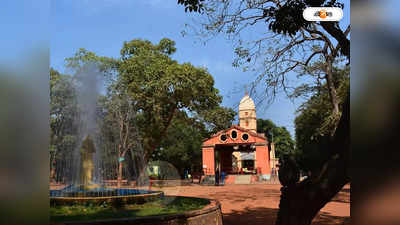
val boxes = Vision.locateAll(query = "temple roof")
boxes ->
[203,125,267,145]
[212,125,266,140]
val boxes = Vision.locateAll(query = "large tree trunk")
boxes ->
[117,161,123,188]
[125,149,136,181]
[325,57,340,118]
[276,95,349,225]
[50,152,57,182]
[117,148,128,187]
[125,149,148,186]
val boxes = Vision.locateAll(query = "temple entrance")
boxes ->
[242,160,254,173]
[201,125,270,185]
[214,143,258,175]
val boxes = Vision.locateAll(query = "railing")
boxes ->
[103,179,129,186]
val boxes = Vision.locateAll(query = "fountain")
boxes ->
[49,65,162,206]
[50,66,221,225]
[50,135,162,206]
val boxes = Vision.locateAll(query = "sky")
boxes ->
[50,0,350,137]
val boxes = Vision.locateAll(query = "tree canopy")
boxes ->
[256,118,295,159]
[178,0,350,130]
[116,38,226,159]
[150,111,206,176]
[52,37,236,181]
[178,0,349,58]
[177,1,350,224]
[50,68,79,181]
[294,64,349,172]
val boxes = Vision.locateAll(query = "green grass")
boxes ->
[50,196,210,222]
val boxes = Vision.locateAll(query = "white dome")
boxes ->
[239,94,255,111]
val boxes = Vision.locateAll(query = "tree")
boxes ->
[65,48,118,78]
[178,1,350,224]
[151,111,205,177]
[151,107,236,177]
[195,105,236,135]
[117,38,224,160]
[275,94,349,225]
[178,0,349,57]
[50,68,79,182]
[294,64,349,173]
[99,85,141,187]
[256,118,295,158]
[65,38,230,183]
[179,0,349,118]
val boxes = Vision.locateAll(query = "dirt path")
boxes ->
[157,183,350,225]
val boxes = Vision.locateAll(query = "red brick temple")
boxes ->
[202,93,272,184]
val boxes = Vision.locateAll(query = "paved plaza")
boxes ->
[50,182,350,225]
[156,183,350,225]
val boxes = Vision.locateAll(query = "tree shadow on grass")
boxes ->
[222,207,350,225]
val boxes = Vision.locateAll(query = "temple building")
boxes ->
[202,92,273,184]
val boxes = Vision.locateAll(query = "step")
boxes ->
[234,175,252,184]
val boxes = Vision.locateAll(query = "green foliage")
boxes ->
[265,0,310,37]
[150,111,205,176]
[179,0,344,36]
[65,48,118,76]
[60,38,230,180]
[96,89,142,180]
[149,106,235,176]
[120,38,177,58]
[196,106,236,134]
[294,65,349,172]
[265,0,343,36]
[177,0,205,12]
[50,68,79,180]
[117,38,223,158]
[256,119,295,159]
[179,0,349,106]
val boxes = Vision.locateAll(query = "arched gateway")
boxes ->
[202,93,271,184]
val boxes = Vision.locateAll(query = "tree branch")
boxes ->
[320,22,350,59]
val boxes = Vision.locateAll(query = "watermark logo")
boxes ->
[303,7,343,21]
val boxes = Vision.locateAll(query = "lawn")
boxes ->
[50,196,209,222]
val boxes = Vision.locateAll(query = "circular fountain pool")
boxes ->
[50,186,163,206]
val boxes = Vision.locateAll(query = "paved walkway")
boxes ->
[156,183,350,225]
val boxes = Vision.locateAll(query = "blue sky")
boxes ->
[50,0,350,137]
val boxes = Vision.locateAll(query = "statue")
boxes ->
[79,135,98,189]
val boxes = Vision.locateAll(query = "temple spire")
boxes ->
[239,90,257,132]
